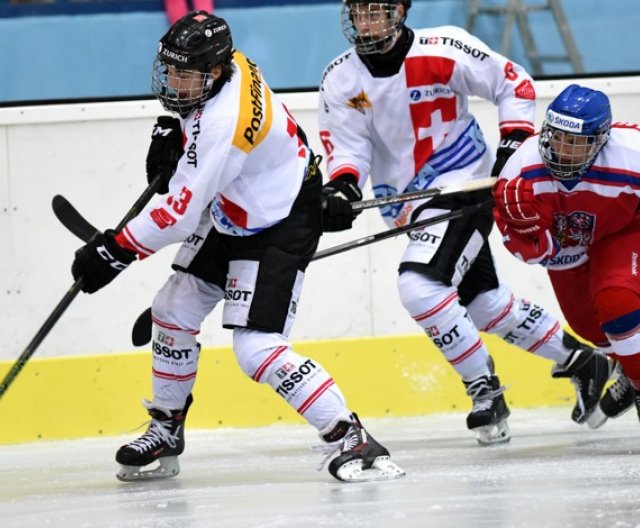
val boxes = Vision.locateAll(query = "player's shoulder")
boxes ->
[320,48,357,85]
[598,124,640,170]
[413,25,473,40]
[610,123,640,150]
[412,25,491,61]
[513,134,542,163]
[500,134,543,180]
[191,69,242,142]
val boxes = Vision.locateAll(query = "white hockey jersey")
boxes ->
[497,123,640,270]
[319,25,536,228]
[120,51,310,257]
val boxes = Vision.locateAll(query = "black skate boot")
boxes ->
[464,373,511,446]
[588,362,634,429]
[551,333,611,424]
[317,413,405,482]
[633,388,640,423]
[115,394,193,482]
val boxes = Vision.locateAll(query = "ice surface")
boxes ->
[1,407,639,528]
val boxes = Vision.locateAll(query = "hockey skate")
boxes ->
[464,373,511,446]
[115,394,193,482]
[315,413,405,483]
[588,363,634,429]
[551,333,611,424]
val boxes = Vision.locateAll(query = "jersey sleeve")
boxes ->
[119,114,240,258]
[444,27,536,136]
[318,62,372,188]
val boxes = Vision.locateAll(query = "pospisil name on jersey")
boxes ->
[545,109,583,133]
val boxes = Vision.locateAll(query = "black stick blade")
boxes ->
[52,195,100,242]
[132,307,153,347]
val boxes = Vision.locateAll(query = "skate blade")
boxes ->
[474,420,511,446]
[586,407,609,430]
[335,457,406,483]
[587,401,633,429]
[116,456,180,482]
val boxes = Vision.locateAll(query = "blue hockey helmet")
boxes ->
[538,84,611,181]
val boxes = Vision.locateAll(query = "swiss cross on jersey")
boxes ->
[404,56,458,175]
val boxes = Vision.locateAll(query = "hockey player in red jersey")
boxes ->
[493,84,640,428]
[70,12,404,483]
[319,0,611,444]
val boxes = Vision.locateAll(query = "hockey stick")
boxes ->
[313,199,490,260]
[132,307,153,347]
[52,195,100,242]
[51,196,153,346]
[129,200,492,346]
[351,177,495,212]
[0,176,164,399]
[53,178,496,244]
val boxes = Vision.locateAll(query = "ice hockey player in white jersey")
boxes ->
[70,11,404,483]
[493,84,640,428]
[318,0,611,444]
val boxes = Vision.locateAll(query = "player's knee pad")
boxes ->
[152,270,224,331]
[466,284,518,333]
[232,329,292,380]
[595,287,640,338]
[397,270,461,329]
[233,328,332,392]
[467,284,560,352]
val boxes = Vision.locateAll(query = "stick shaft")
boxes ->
[351,177,494,212]
[312,200,490,261]
[0,176,163,399]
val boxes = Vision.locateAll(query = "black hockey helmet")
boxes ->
[152,11,233,116]
[341,1,410,55]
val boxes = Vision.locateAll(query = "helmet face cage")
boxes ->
[152,58,216,117]
[341,2,405,54]
[151,11,232,117]
[538,124,608,181]
[538,84,611,181]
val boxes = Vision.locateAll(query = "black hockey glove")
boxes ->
[321,174,363,232]
[491,129,532,177]
[146,116,184,194]
[71,230,137,294]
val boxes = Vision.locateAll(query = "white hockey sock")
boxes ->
[233,328,349,431]
[398,271,491,381]
[150,322,199,409]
